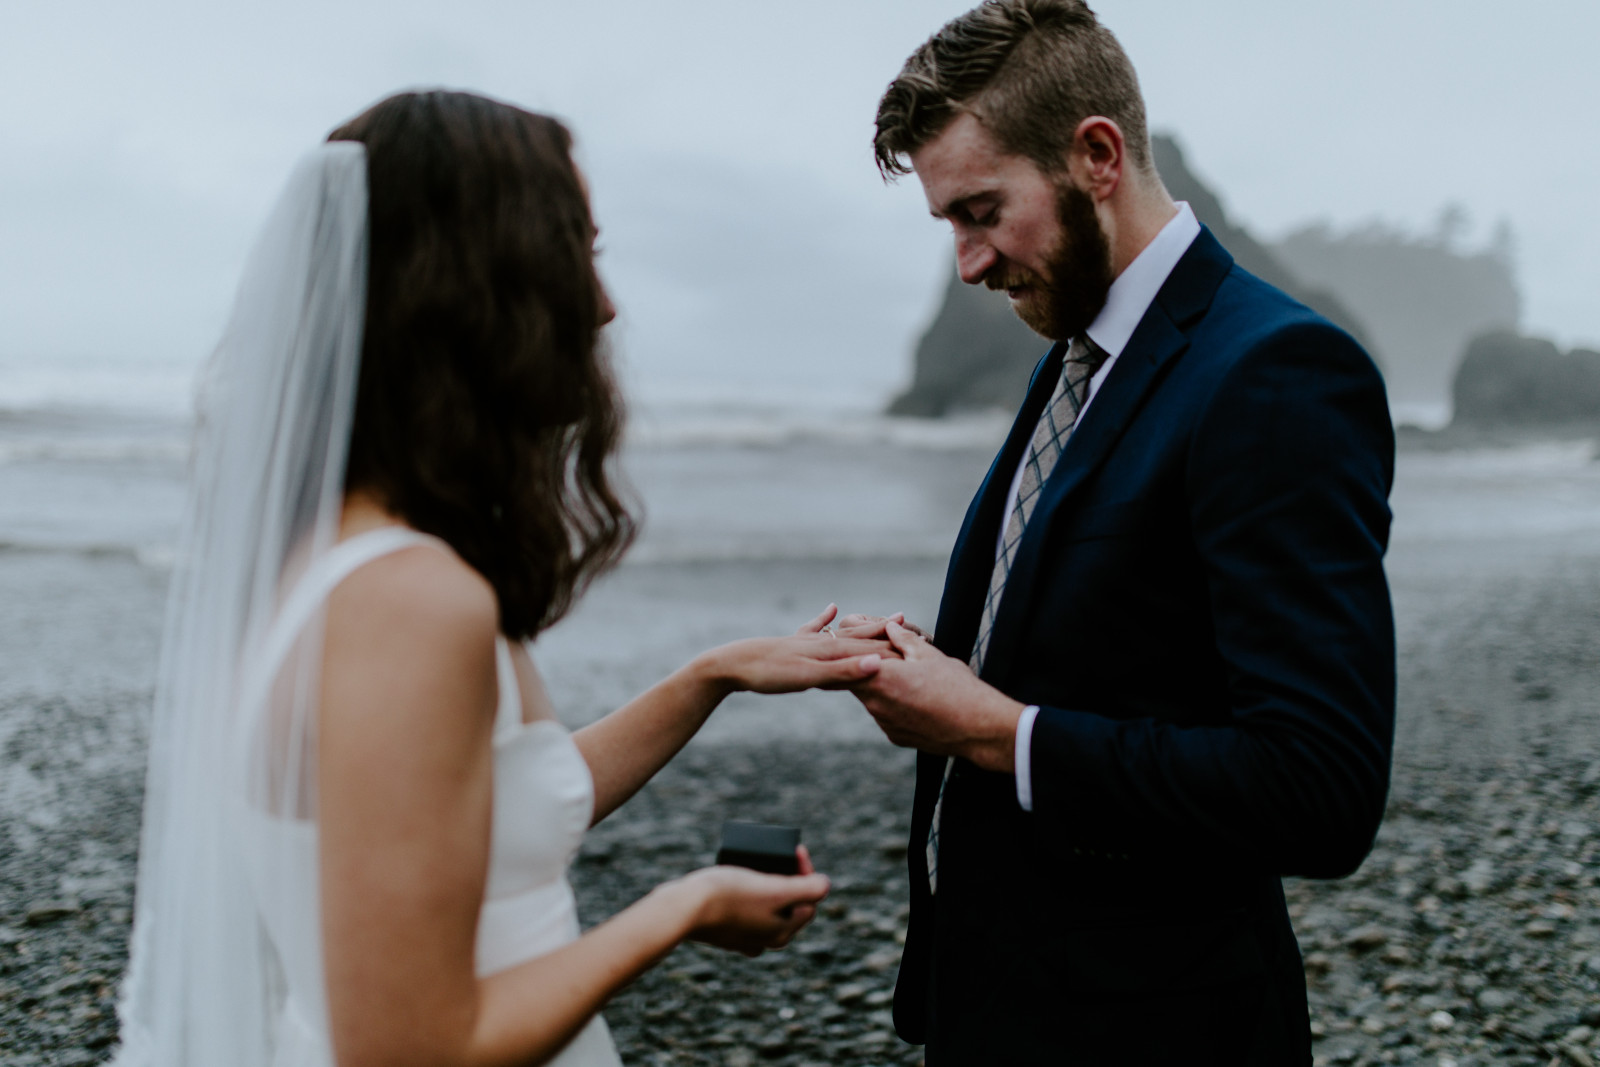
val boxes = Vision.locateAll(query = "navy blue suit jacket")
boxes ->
[893,228,1395,1064]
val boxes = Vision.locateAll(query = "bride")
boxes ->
[113,90,889,1067]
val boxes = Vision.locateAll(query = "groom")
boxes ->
[846,1,1395,1062]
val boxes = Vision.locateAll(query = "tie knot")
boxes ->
[1061,335,1107,393]
[1066,334,1107,372]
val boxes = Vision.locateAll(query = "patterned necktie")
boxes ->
[925,334,1108,894]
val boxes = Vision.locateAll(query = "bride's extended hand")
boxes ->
[666,846,831,957]
[694,607,892,695]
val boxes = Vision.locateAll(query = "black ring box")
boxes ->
[716,821,801,875]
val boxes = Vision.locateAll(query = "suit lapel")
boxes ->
[976,227,1235,685]
[914,342,1063,841]
[931,341,1066,662]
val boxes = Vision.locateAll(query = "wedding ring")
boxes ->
[823,627,837,638]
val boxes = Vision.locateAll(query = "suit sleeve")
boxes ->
[1027,322,1395,878]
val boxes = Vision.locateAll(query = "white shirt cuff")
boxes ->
[1014,705,1041,811]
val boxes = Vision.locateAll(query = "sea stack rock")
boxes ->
[1452,331,1600,426]
[885,270,1047,417]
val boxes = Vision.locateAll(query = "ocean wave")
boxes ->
[621,537,954,566]
[0,412,998,467]
[624,410,1012,451]
[0,357,200,423]
[0,437,190,466]
[1390,400,1452,431]
[0,540,176,569]
[1398,438,1600,475]
[0,404,1013,466]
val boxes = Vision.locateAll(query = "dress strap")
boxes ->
[238,527,446,720]
[492,637,524,739]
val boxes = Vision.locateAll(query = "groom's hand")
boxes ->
[832,611,932,641]
[851,621,1024,773]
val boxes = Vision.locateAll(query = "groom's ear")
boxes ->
[1070,116,1127,202]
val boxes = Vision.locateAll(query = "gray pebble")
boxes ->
[22,902,80,926]
[17,732,1600,1066]
[1477,987,1517,1011]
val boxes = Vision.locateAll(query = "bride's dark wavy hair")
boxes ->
[329,90,635,638]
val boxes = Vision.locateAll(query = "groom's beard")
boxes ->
[987,182,1115,342]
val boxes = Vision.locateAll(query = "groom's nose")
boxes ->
[955,230,999,285]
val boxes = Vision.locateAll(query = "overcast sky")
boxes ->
[1,0,1594,413]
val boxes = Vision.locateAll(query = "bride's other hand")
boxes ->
[670,846,830,957]
[696,620,889,695]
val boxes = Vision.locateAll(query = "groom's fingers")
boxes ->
[885,620,930,660]
[835,613,890,638]
[836,613,923,637]
[797,604,839,634]
[836,623,888,642]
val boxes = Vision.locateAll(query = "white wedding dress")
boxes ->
[241,525,622,1067]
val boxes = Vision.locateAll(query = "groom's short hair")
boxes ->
[874,0,1150,180]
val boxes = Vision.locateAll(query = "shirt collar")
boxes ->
[1084,201,1201,359]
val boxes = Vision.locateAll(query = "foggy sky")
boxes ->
[1,0,1594,412]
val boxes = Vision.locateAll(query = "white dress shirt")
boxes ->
[1004,202,1202,811]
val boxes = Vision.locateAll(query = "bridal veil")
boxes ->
[113,142,369,1066]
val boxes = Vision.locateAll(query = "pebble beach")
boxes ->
[8,430,1600,1066]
